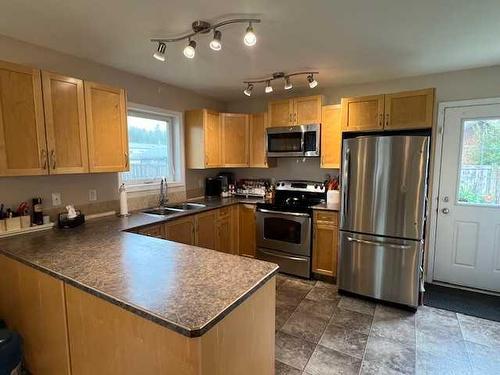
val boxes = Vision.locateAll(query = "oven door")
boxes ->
[266,126,304,157]
[256,208,311,256]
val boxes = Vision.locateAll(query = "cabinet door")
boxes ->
[216,216,232,254]
[238,204,256,257]
[268,99,293,127]
[84,82,128,172]
[42,72,88,174]
[249,112,268,168]
[384,88,434,130]
[312,211,339,277]
[136,224,163,239]
[164,217,195,245]
[0,61,47,176]
[196,210,217,250]
[294,95,323,124]
[341,95,384,132]
[204,110,221,167]
[320,105,342,169]
[221,113,249,167]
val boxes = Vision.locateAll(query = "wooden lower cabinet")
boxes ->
[312,211,339,278]
[164,216,196,245]
[0,255,71,375]
[196,210,218,250]
[134,223,163,238]
[238,204,256,257]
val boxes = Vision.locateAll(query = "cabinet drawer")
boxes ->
[218,206,231,219]
[314,211,338,225]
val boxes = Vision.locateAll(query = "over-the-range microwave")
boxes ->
[266,124,321,157]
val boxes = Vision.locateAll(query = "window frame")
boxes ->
[119,103,185,192]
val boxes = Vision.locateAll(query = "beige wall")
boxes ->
[0,34,225,210]
[226,64,500,113]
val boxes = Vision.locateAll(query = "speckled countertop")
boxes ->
[311,202,340,211]
[0,198,277,338]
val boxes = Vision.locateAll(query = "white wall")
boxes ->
[0,34,226,209]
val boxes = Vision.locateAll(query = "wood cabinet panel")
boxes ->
[249,112,268,168]
[196,210,217,250]
[384,88,434,130]
[0,61,47,176]
[320,105,341,169]
[341,95,384,132]
[294,95,322,124]
[135,224,164,239]
[216,216,232,254]
[205,110,221,167]
[164,216,195,245]
[42,71,89,174]
[221,113,249,167]
[0,255,71,375]
[85,82,128,172]
[312,211,339,277]
[268,99,293,127]
[238,204,256,258]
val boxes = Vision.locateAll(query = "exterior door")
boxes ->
[434,104,500,292]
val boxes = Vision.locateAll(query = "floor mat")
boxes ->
[424,283,500,322]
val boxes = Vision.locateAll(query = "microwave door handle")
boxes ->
[342,148,350,222]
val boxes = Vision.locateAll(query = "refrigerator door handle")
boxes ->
[346,236,412,249]
[342,148,350,223]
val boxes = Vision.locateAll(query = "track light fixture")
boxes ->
[151,17,260,61]
[265,81,273,94]
[243,71,319,96]
[183,39,196,59]
[307,74,318,88]
[209,30,222,51]
[243,83,254,96]
[153,42,166,62]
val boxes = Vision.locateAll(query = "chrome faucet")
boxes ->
[159,178,168,207]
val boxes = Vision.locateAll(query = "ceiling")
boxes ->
[1,0,500,101]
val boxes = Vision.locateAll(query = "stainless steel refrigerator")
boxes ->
[339,133,430,308]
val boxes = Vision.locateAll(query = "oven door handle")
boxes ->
[258,248,308,262]
[256,208,310,218]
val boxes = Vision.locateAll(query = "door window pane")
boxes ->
[458,119,500,206]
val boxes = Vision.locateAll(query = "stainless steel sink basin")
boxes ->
[142,203,206,216]
[165,203,207,211]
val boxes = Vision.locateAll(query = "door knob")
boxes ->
[441,208,450,214]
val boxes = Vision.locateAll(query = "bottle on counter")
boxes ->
[32,198,43,225]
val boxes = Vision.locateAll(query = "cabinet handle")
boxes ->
[41,149,48,169]
[294,113,297,123]
[125,153,129,168]
[385,113,390,127]
[50,150,56,170]
[379,114,383,127]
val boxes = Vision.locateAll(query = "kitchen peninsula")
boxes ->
[0,208,278,375]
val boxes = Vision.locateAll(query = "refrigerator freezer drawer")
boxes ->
[338,231,422,307]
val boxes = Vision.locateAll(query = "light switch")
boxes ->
[52,192,62,207]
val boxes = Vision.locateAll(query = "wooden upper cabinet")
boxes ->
[268,95,323,127]
[0,61,47,176]
[221,113,249,167]
[384,88,434,130]
[268,99,293,127]
[341,94,384,132]
[249,112,268,168]
[294,95,323,124]
[320,105,342,169]
[196,210,217,250]
[42,72,88,174]
[84,82,128,173]
[185,109,221,169]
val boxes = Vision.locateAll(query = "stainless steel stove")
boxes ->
[256,180,326,278]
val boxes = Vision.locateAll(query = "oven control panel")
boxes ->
[275,180,325,193]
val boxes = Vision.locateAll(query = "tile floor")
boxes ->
[275,274,500,375]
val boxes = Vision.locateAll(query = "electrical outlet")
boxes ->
[52,192,62,207]
[198,179,203,188]
[89,189,97,201]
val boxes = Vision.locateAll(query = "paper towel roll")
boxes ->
[327,190,340,209]
[119,183,129,216]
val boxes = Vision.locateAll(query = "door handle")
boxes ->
[385,113,390,127]
[347,236,412,249]
[50,150,56,170]
[41,149,48,169]
[441,208,450,214]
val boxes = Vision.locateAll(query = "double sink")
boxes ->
[142,203,207,216]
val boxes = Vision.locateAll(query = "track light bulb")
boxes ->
[265,81,273,94]
[209,30,222,51]
[244,23,257,46]
[307,74,318,88]
[183,40,196,59]
[244,83,254,96]
[153,42,166,62]
[284,77,293,90]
